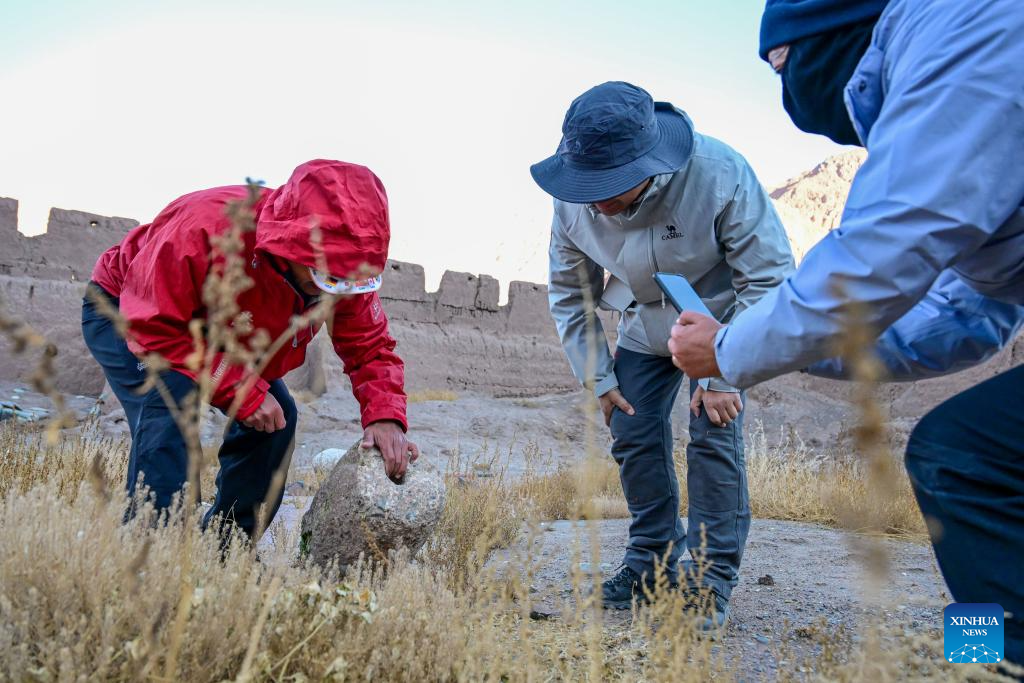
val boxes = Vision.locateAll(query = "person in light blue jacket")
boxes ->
[668,0,1024,666]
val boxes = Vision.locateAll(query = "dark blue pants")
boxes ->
[905,365,1024,666]
[81,285,296,539]
[610,348,750,599]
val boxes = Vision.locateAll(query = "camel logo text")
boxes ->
[944,603,1003,664]
[661,225,683,241]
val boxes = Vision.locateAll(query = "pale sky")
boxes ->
[0,0,842,298]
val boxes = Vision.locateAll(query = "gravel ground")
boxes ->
[2,379,955,680]
[490,518,949,681]
[263,494,950,681]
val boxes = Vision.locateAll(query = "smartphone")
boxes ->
[653,272,712,317]
[652,272,712,389]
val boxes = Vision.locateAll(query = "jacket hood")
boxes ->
[255,160,390,279]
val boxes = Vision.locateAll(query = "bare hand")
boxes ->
[689,386,743,428]
[362,421,419,482]
[598,388,635,427]
[242,392,286,433]
[668,312,724,380]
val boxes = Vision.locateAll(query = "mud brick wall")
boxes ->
[0,197,581,396]
[0,195,1019,439]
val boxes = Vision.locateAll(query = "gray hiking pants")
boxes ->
[610,347,750,600]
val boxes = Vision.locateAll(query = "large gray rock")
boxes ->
[299,440,445,571]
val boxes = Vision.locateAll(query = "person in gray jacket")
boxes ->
[531,81,794,628]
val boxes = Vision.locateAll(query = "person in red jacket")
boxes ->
[81,159,418,539]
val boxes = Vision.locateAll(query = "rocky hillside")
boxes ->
[769,150,866,260]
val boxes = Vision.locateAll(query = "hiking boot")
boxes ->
[599,565,655,610]
[684,588,730,635]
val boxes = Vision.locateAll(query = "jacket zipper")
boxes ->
[254,255,318,349]
[649,226,666,309]
[293,322,316,348]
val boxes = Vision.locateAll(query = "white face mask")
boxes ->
[309,268,383,295]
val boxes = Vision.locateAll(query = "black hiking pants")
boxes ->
[905,365,1024,667]
[81,283,296,540]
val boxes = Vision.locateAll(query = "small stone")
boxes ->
[754,635,770,645]
[529,608,558,621]
[757,574,775,586]
[311,448,347,470]
[300,440,445,572]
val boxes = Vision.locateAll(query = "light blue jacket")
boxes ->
[716,0,1024,388]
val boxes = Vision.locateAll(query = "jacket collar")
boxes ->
[586,172,674,222]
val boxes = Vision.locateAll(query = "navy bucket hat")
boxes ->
[531,81,694,204]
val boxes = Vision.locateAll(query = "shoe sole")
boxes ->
[601,594,657,610]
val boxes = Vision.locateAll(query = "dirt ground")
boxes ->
[3,378,952,681]
[264,494,948,682]
[494,518,947,681]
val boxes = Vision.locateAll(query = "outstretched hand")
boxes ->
[362,420,419,482]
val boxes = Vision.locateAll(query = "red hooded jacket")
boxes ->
[91,160,407,428]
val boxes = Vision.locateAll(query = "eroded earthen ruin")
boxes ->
[0,197,578,397]
[1,192,1020,450]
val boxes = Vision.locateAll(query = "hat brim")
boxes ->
[530,103,695,204]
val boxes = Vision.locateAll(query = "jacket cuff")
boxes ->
[707,377,740,393]
[593,372,619,398]
[234,377,270,421]
[713,325,744,388]
[362,401,409,432]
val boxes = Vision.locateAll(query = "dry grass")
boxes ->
[0,472,465,681]
[0,425,732,681]
[0,420,127,502]
[2,417,1019,680]
[426,456,523,585]
[511,421,926,538]
[743,431,926,537]
[406,389,459,403]
[515,453,626,521]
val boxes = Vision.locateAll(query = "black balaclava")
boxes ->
[780,18,877,146]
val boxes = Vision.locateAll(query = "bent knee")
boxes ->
[905,405,951,465]
[611,411,665,452]
[904,403,971,487]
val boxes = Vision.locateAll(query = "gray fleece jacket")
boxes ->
[547,123,795,395]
